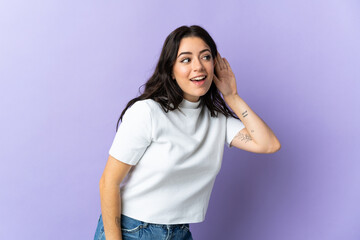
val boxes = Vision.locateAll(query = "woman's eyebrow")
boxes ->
[177,49,211,58]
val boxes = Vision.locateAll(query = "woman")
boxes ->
[94,25,281,240]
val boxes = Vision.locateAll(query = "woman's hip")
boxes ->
[94,214,193,240]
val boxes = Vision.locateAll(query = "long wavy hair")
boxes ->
[116,25,237,131]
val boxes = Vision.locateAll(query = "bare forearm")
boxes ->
[224,94,280,150]
[99,179,123,240]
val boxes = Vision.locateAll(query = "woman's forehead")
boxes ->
[177,37,210,54]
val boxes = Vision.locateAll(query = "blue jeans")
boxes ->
[94,214,193,240]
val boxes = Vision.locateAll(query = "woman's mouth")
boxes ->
[190,75,207,86]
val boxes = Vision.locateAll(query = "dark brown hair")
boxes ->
[116,25,237,131]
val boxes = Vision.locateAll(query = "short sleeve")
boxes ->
[225,116,245,148]
[108,100,152,165]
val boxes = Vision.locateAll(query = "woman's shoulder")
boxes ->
[129,99,162,115]
[137,99,157,110]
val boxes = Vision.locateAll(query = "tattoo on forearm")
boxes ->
[242,110,248,118]
[115,217,121,230]
[234,131,253,143]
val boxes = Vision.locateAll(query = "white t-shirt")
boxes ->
[108,98,245,224]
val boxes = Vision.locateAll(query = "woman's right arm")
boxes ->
[99,155,133,240]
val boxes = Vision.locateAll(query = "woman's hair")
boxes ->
[116,25,238,131]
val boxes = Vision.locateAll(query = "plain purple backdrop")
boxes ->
[1,0,359,239]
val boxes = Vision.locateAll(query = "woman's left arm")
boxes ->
[214,52,281,154]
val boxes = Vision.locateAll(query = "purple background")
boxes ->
[1,0,359,239]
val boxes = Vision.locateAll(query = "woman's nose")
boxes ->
[192,58,205,71]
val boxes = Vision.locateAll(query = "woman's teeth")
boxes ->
[190,76,207,81]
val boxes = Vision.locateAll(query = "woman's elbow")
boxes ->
[264,137,281,153]
[268,141,281,153]
[99,174,121,190]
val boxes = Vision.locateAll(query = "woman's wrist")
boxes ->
[223,93,239,105]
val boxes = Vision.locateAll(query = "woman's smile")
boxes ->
[190,75,207,86]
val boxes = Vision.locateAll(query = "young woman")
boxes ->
[94,25,281,240]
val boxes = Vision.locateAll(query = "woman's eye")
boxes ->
[181,55,211,63]
[203,55,212,60]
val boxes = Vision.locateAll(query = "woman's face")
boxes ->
[172,37,215,102]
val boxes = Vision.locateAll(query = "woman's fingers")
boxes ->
[216,52,228,70]
[215,52,221,68]
[223,58,230,70]
[217,52,223,69]
[222,58,228,70]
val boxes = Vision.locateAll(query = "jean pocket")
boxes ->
[121,214,147,233]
